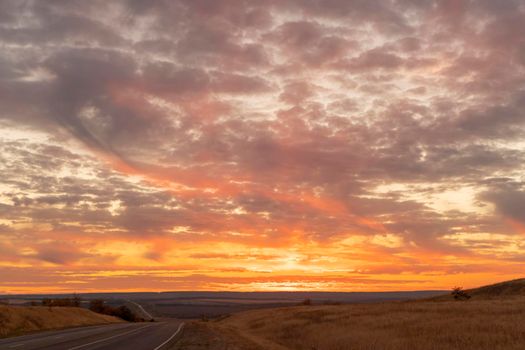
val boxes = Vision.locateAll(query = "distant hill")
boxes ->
[432,278,525,300]
[0,305,121,338]
[467,278,525,298]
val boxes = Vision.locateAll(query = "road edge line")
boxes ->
[153,323,184,350]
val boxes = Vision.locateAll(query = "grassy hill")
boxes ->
[174,278,525,350]
[432,278,525,301]
[467,278,525,298]
[0,305,122,338]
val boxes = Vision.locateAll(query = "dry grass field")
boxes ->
[0,305,122,338]
[175,279,525,350]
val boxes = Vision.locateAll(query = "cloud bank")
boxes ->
[1,0,524,293]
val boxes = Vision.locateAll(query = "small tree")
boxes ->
[72,293,82,307]
[452,286,471,300]
[301,298,312,306]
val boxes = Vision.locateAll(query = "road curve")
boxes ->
[0,320,184,350]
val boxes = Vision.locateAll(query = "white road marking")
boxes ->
[68,324,153,350]
[153,323,184,350]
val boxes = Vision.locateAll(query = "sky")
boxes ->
[1,0,525,294]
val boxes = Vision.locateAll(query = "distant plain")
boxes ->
[0,290,444,319]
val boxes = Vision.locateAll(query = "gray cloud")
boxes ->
[482,187,525,226]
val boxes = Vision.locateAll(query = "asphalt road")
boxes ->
[0,320,184,350]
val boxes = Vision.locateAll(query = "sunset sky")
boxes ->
[1,0,525,294]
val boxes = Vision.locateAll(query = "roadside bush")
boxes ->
[89,299,111,314]
[112,306,139,322]
[89,299,141,322]
[42,295,82,307]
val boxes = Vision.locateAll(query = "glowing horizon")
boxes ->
[1,0,525,294]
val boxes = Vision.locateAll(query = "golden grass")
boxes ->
[0,305,122,338]
[172,321,264,350]
[200,297,525,350]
